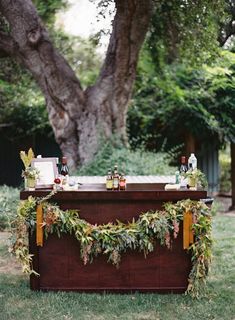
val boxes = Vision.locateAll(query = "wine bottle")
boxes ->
[179,156,188,189]
[60,156,69,185]
[113,164,119,190]
[179,156,188,174]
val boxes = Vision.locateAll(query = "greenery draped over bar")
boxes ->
[11,195,212,298]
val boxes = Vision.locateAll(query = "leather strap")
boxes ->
[36,204,43,247]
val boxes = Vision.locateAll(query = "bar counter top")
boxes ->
[21,183,207,226]
[20,183,207,202]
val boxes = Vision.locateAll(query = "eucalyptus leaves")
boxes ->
[11,196,212,298]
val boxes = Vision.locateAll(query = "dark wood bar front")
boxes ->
[20,184,207,293]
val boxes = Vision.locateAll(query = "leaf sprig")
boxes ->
[20,148,35,169]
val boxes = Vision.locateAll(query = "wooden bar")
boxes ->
[20,183,207,293]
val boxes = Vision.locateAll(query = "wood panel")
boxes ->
[30,224,190,292]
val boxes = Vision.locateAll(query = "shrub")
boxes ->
[219,151,231,193]
[0,185,19,231]
[77,142,176,176]
[128,51,235,153]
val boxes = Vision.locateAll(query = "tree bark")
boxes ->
[0,31,16,56]
[0,0,153,170]
[218,0,235,47]
[185,131,196,157]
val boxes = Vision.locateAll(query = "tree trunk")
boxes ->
[0,0,153,170]
[185,131,196,157]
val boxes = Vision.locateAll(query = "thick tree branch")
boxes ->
[85,0,153,142]
[0,0,85,167]
[98,0,152,88]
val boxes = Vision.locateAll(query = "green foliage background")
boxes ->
[148,0,225,68]
[77,140,176,176]
[219,148,231,193]
[128,50,235,152]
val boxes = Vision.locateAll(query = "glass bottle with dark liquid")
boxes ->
[60,156,69,186]
[179,156,188,189]
[180,156,188,174]
[113,164,119,190]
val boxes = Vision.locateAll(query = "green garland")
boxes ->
[10,195,212,298]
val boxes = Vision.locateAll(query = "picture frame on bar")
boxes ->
[31,157,58,189]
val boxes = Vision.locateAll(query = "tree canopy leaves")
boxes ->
[147,0,226,68]
[128,49,235,151]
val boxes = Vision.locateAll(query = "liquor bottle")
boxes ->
[60,156,69,185]
[179,156,188,189]
[113,164,119,190]
[188,153,197,170]
[179,156,188,174]
[106,169,113,190]
[119,173,126,190]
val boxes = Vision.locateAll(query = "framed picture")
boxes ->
[31,157,58,189]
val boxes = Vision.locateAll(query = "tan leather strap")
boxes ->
[36,204,43,247]
[183,211,194,249]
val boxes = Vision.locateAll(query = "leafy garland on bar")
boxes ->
[10,194,212,298]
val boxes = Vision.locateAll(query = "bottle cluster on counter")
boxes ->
[106,165,126,191]
[177,153,197,189]
[165,153,201,191]
[53,156,70,190]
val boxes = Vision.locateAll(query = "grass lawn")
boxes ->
[0,215,234,320]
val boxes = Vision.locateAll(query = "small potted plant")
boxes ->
[20,148,39,190]
[22,166,39,189]
[185,168,208,190]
